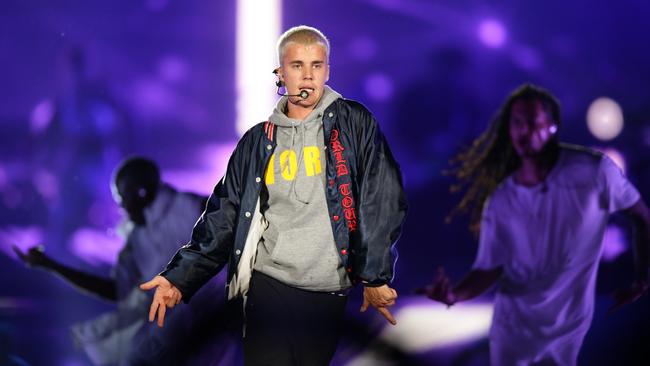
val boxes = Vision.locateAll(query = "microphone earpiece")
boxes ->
[272,68,284,87]
[272,67,309,99]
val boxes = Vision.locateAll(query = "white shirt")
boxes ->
[473,145,640,365]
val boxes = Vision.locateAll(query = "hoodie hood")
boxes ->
[269,85,342,127]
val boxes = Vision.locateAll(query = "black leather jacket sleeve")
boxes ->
[354,106,408,286]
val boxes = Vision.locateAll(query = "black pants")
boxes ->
[243,271,348,366]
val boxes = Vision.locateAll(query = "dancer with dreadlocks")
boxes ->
[420,84,650,365]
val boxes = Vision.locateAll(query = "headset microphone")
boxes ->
[276,88,310,99]
[272,68,310,99]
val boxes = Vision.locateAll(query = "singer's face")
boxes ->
[509,99,556,158]
[280,42,329,107]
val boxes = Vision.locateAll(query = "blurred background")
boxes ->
[1,0,649,364]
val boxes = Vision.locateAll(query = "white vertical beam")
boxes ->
[236,0,282,135]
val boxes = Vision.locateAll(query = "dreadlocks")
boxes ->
[446,84,561,234]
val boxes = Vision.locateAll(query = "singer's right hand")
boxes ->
[140,275,182,327]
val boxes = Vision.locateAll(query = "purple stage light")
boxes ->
[348,36,378,62]
[69,227,123,266]
[0,165,7,190]
[61,359,87,366]
[371,0,400,9]
[145,0,170,12]
[478,19,506,48]
[32,169,59,201]
[30,99,55,134]
[87,200,121,228]
[365,73,394,102]
[512,45,542,71]
[158,56,189,83]
[90,103,119,134]
[162,141,237,195]
[198,142,238,172]
[2,186,22,209]
[133,79,176,117]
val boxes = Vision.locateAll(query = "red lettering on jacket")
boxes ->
[330,129,357,232]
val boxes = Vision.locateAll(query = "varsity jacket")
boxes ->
[161,98,408,301]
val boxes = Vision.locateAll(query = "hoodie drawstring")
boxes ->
[271,86,341,205]
[288,121,310,204]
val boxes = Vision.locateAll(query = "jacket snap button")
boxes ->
[266,145,272,150]
[245,211,251,218]
[255,177,261,183]
[328,112,334,118]
[341,249,347,255]
[333,215,339,221]
[235,249,241,255]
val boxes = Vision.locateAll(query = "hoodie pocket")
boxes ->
[270,226,338,278]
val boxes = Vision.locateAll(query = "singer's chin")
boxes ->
[289,96,308,105]
[295,98,312,105]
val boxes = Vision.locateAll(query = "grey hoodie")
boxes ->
[253,86,352,291]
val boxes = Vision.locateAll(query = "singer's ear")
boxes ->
[325,64,330,82]
[273,67,285,87]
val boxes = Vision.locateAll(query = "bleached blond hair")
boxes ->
[277,25,330,65]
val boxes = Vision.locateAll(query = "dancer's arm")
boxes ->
[13,245,117,301]
[609,199,650,312]
[419,266,502,306]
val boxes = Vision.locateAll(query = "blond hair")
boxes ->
[277,25,330,65]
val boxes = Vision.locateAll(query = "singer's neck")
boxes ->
[286,103,315,120]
